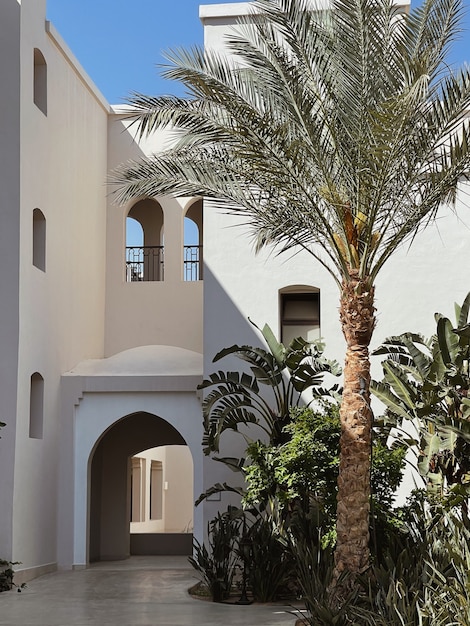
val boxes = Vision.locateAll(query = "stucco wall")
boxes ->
[104,117,203,356]
[0,0,21,563]
[12,0,108,573]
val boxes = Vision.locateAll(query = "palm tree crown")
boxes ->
[113,0,470,288]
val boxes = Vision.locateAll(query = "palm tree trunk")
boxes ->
[333,271,375,587]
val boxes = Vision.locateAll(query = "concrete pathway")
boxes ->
[0,557,305,626]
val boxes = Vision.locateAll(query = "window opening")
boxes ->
[33,49,47,115]
[126,200,164,281]
[33,208,46,271]
[29,372,44,439]
[184,201,203,281]
[280,290,320,346]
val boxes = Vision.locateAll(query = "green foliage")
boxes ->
[243,404,341,521]
[0,560,22,593]
[372,293,470,504]
[246,517,296,602]
[287,504,342,625]
[188,508,241,602]
[352,502,470,626]
[197,323,341,504]
[199,322,341,453]
[243,404,406,541]
[292,498,470,625]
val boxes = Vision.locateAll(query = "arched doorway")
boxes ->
[89,411,193,562]
[58,345,204,570]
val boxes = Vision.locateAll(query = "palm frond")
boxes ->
[111,0,470,284]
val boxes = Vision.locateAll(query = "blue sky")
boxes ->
[47,0,469,106]
[46,0,239,104]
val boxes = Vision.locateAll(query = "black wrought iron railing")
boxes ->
[126,246,164,282]
[184,245,203,281]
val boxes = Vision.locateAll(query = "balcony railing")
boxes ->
[184,245,203,281]
[125,245,203,282]
[126,246,164,282]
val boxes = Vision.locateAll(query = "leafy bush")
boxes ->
[290,497,470,626]
[0,560,21,593]
[244,403,406,547]
[372,292,470,506]
[188,509,241,602]
[246,516,296,602]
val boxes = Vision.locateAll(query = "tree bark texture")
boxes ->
[333,272,375,585]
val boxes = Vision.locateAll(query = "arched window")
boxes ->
[125,199,164,281]
[33,208,46,271]
[33,49,47,115]
[280,286,320,346]
[184,200,203,281]
[29,372,44,439]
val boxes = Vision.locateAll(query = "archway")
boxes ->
[89,411,193,562]
[58,345,203,570]
[126,199,164,281]
[183,199,203,281]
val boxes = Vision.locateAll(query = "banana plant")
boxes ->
[371,294,470,503]
[199,321,341,453]
[196,322,341,504]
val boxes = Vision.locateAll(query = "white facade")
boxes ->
[0,0,469,583]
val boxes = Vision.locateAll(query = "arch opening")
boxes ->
[29,372,44,439]
[33,48,47,115]
[184,200,203,281]
[33,208,46,271]
[89,412,193,562]
[126,199,164,281]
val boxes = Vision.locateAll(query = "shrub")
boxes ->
[188,508,241,602]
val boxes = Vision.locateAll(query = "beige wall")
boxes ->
[11,0,108,572]
[0,0,21,563]
[104,115,203,356]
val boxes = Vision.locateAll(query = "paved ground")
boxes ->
[0,557,305,626]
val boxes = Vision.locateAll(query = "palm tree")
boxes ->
[111,0,470,584]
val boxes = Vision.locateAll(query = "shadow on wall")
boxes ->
[201,264,325,522]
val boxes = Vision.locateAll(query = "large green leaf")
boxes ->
[213,456,246,472]
[402,337,432,379]
[417,431,442,481]
[458,292,470,327]
[195,482,245,506]
[382,361,418,411]
[374,293,470,503]
[437,316,459,366]
[213,344,278,380]
[370,380,415,421]
[260,322,286,366]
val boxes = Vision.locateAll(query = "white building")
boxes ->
[0,0,469,584]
